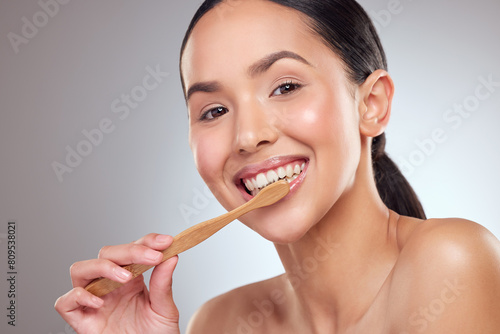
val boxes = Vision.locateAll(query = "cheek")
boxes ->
[190,129,228,187]
[278,87,361,202]
[278,89,359,149]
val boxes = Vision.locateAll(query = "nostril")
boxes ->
[239,139,271,154]
[256,139,271,147]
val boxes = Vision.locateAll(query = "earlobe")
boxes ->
[358,69,394,137]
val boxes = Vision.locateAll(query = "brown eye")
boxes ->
[201,106,228,121]
[271,81,302,96]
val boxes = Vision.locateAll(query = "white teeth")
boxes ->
[266,170,279,183]
[277,166,286,179]
[251,178,258,190]
[294,164,301,174]
[256,173,268,188]
[243,161,306,195]
[245,179,255,191]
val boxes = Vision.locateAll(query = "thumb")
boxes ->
[149,255,180,323]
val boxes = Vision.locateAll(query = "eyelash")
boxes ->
[270,80,302,97]
[199,106,228,121]
[199,80,303,121]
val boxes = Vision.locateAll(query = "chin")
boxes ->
[239,208,313,245]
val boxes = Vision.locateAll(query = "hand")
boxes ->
[54,234,181,334]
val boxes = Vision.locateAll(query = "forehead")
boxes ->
[181,0,329,87]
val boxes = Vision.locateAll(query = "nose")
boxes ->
[233,102,279,154]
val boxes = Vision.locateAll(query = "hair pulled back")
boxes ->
[180,0,426,219]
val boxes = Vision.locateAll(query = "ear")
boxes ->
[358,69,394,137]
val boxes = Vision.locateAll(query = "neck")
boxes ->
[274,151,400,332]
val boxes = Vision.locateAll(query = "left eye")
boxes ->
[271,81,302,96]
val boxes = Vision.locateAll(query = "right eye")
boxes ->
[200,106,228,121]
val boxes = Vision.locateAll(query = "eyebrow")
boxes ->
[247,50,312,77]
[185,50,312,101]
[186,81,221,101]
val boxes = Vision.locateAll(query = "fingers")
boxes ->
[97,244,162,266]
[149,256,180,323]
[55,233,177,330]
[70,259,135,288]
[55,287,104,316]
[70,234,173,288]
[98,234,173,263]
[133,233,174,250]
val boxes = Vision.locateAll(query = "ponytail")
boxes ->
[372,133,426,219]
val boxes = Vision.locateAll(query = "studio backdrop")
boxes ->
[0,0,499,333]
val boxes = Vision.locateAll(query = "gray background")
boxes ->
[0,0,499,333]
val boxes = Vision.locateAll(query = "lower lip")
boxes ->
[239,161,309,202]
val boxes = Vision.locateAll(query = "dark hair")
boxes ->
[180,0,426,219]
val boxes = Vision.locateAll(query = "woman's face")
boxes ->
[181,0,363,243]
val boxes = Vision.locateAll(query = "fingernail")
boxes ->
[156,234,170,243]
[114,267,132,281]
[145,249,162,262]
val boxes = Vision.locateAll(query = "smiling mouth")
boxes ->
[241,160,306,196]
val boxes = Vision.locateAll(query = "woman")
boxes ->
[55,0,500,332]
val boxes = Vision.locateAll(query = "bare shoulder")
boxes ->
[186,275,287,334]
[388,217,500,333]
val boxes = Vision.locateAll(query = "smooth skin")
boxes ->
[55,234,181,334]
[55,0,500,333]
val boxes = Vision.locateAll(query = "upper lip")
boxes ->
[233,155,308,183]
